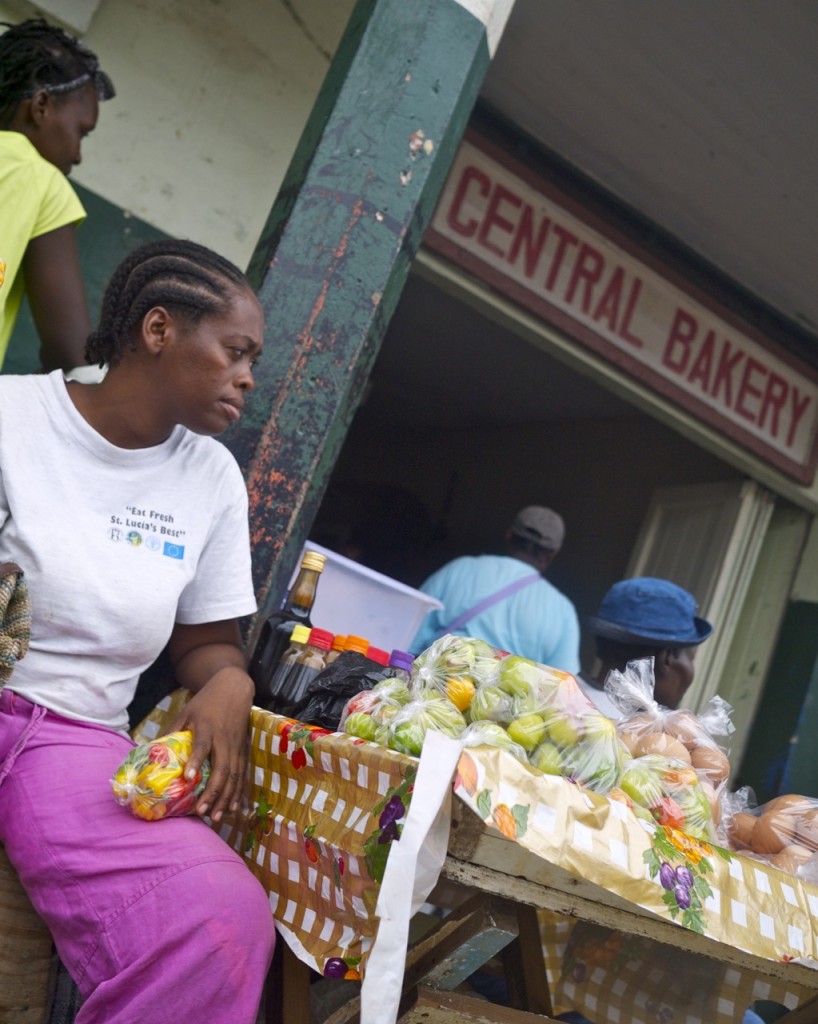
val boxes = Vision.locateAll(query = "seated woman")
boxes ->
[0,239,275,1023]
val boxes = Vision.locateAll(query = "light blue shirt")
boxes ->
[411,554,580,673]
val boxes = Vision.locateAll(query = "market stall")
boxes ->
[135,664,818,1024]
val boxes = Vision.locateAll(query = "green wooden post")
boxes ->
[225,0,514,652]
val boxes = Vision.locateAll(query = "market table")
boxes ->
[135,692,818,1023]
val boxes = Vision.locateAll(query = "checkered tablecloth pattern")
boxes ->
[538,910,810,1024]
[133,691,416,979]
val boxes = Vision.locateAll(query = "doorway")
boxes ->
[311,268,748,673]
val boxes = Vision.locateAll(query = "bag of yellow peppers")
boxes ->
[111,730,210,821]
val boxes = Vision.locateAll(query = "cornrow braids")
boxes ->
[85,239,251,368]
[0,17,114,127]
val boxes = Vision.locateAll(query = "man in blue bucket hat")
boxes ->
[578,576,713,715]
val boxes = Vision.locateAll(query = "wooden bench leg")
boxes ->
[265,934,312,1024]
[500,902,553,1016]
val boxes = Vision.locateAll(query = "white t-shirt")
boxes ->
[0,371,257,732]
[576,672,624,720]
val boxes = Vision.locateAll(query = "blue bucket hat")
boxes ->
[589,577,712,647]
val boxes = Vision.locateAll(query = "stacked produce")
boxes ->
[605,660,733,842]
[333,635,818,880]
[341,677,412,745]
[725,791,818,880]
[341,635,629,794]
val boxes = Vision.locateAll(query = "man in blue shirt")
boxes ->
[411,506,580,672]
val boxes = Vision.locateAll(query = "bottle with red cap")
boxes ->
[365,645,390,667]
[279,627,335,714]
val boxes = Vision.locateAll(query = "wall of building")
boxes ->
[1,0,355,267]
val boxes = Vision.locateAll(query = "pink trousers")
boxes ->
[0,689,275,1024]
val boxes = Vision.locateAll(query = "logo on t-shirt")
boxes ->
[163,543,185,560]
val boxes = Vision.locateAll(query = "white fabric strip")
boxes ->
[360,730,463,1024]
[454,0,516,56]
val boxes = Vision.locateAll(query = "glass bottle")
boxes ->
[279,627,335,714]
[366,646,390,667]
[388,649,414,686]
[344,635,371,656]
[325,634,347,665]
[249,550,326,703]
[264,624,311,712]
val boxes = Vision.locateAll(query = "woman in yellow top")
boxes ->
[0,18,114,371]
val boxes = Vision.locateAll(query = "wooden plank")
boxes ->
[781,990,818,1022]
[399,986,562,1022]
[442,855,818,993]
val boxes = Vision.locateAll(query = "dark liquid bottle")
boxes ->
[249,550,326,705]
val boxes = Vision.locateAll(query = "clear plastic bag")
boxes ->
[411,634,501,711]
[611,659,733,797]
[386,694,468,757]
[724,787,818,880]
[615,753,719,842]
[111,730,210,821]
[460,720,529,765]
[340,677,413,744]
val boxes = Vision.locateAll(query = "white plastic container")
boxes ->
[287,541,442,653]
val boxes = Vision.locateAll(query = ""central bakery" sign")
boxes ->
[426,134,818,484]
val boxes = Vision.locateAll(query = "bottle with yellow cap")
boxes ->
[249,550,327,705]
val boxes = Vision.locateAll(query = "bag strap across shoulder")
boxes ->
[434,571,541,640]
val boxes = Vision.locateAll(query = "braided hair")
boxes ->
[86,239,251,368]
[0,17,114,128]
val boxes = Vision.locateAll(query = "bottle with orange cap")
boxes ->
[324,634,348,666]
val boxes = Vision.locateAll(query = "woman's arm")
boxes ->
[168,618,255,822]
[23,225,91,371]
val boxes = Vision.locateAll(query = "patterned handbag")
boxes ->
[0,561,30,686]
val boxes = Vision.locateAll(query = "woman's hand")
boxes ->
[168,620,254,822]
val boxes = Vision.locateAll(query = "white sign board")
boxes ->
[427,137,818,483]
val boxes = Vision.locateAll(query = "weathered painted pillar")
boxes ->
[226,0,515,652]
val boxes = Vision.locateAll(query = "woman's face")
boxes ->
[33,83,99,174]
[158,287,265,437]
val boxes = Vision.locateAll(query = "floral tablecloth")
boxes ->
[136,694,818,1022]
[134,691,417,980]
[453,744,818,1022]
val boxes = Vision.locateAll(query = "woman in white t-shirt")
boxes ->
[0,239,275,1023]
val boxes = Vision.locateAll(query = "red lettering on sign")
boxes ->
[508,205,551,278]
[591,266,624,331]
[447,165,489,238]
[735,357,767,424]
[710,340,744,407]
[663,308,697,373]
[544,224,579,292]
[686,330,715,391]
[564,243,604,313]
[758,373,788,439]
[788,389,812,448]
[478,184,521,258]
[618,277,645,349]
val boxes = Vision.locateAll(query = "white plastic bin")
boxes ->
[287,541,442,653]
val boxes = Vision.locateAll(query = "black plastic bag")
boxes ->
[292,651,397,730]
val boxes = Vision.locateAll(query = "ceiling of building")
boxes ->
[369,0,818,430]
[481,0,818,340]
